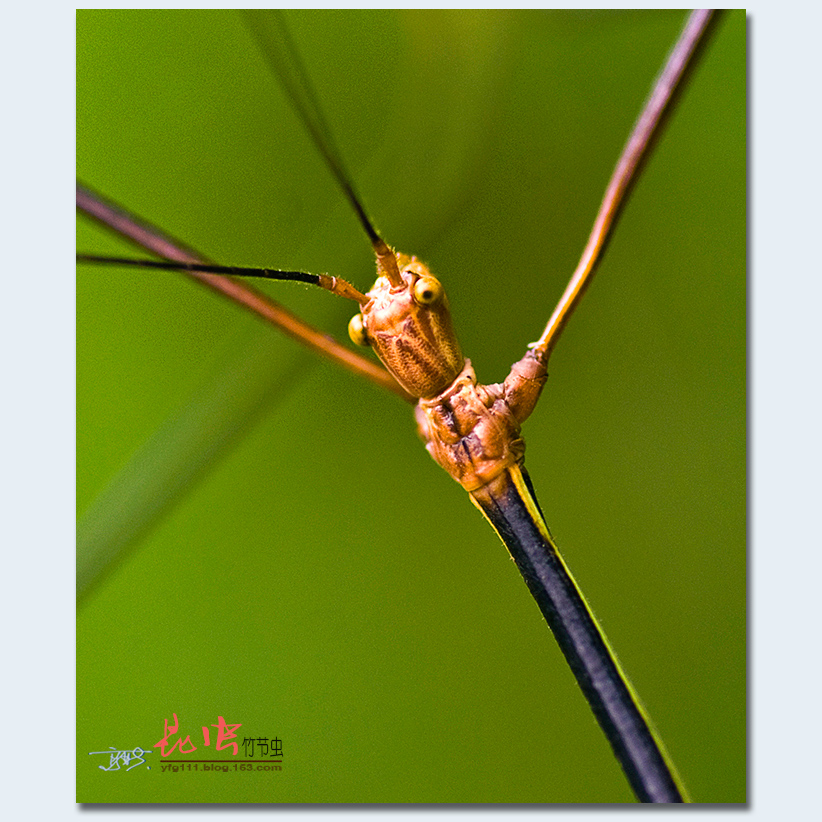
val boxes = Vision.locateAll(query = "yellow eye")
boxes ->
[348,313,369,346]
[413,275,442,306]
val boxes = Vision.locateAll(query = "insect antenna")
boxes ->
[76,254,369,304]
[241,10,403,287]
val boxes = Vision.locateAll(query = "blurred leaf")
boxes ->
[77,326,311,599]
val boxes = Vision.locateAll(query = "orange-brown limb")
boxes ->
[533,8,715,362]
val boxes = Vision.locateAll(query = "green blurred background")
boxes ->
[77,10,745,804]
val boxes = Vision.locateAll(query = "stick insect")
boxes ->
[77,10,745,803]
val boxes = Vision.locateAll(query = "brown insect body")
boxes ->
[354,251,548,492]
[416,354,547,492]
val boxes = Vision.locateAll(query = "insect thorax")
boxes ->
[415,355,548,492]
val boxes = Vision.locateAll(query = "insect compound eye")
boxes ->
[348,313,370,347]
[413,275,443,306]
